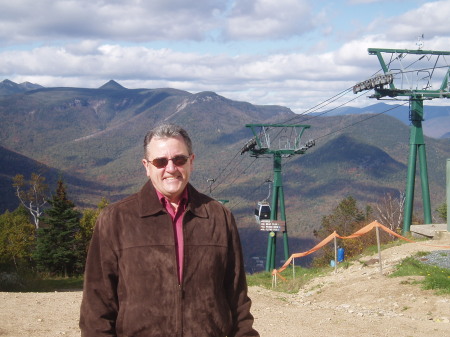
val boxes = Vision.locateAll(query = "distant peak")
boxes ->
[99,80,126,90]
[1,79,18,87]
[19,81,44,90]
[195,91,220,98]
[0,79,44,95]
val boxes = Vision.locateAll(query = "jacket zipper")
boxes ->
[173,210,186,336]
[178,210,187,336]
[172,204,188,336]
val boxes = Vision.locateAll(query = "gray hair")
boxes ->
[143,124,193,157]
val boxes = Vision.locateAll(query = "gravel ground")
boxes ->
[418,250,450,269]
[1,235,449,336]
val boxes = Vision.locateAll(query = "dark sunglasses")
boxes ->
[148,155,190,169]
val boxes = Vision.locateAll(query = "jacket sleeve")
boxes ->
[225,212,260,337]
[79,208,119,337]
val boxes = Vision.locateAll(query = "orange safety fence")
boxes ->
[273,220,450,277]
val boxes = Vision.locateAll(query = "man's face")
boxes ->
[142,136,194,203]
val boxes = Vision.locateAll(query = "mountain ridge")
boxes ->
[0,79,43,96]
[1,80,448,240]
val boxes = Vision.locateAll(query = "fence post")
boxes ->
[447,159,450,232]
[334,235,338,273]
[376,226,383,274]
[292,258,295,280]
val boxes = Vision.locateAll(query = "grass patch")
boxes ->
[390,256,450,295]
[0,272,84,292]
[25,276,84,292]
[247,266,326,293]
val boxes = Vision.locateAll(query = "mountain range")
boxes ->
[1,79,449,262]
[0,79,44,96]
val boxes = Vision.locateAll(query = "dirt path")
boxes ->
[1,235,449,337]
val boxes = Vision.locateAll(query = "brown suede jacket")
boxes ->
[79,181,259,337]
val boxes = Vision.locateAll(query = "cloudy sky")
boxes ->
[1,0,450,112]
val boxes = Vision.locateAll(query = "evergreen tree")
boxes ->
[314,196,366,238]
[33,179,81,276]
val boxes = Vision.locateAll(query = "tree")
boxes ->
[13,173,49,230]
[33,179,82,276]
[375,192,405,236]
[313,196,373,266]
[0,206,35,271]
[315,196,367,237]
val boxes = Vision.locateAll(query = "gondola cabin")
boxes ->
[255,201,271,224]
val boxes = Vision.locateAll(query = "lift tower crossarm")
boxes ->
[367,48,450,99]
[245,123,311,156]
[368,48,450,56]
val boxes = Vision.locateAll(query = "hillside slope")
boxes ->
[0,146,113,212]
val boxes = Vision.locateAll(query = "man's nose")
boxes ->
[165,158,177,171]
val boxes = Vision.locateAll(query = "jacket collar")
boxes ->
[138,180,208,219]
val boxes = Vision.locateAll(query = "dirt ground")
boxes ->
[1,234,449,337]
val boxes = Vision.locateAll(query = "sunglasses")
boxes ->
[147,155,190,169]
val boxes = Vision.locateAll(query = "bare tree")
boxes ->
[375,192,405,236]
[12,173,49,230]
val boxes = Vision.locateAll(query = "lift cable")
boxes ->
[202,152,247,194]
[208,91,408,200]
[227,175,273,211]
[205,90,394,198]
[213,156,258,196]
[285,89,368,125]
[218,159,270,211]
[272,62,441,145]
[204,60,442,199]
[282,101,409,173]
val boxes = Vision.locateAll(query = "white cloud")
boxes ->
[0,0,226,44]
[368,1,450,42]
[223,0,316,40]
[0,0,322,44]
[64,40,103,55]
[0,40,374,111]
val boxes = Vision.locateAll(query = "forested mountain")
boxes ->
[0,145,112,212]
[1,79,449,243]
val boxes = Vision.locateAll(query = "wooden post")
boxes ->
[447,159,450,232]
[376,226,383,274]
[334,234,338,273]
[292,258,295,280]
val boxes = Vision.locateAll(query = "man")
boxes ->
[80,124,259,337]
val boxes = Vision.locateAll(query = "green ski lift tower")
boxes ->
[242,124,314,271]
[354,47,450,235]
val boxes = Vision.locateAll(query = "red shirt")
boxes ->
[156,188,188,284]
